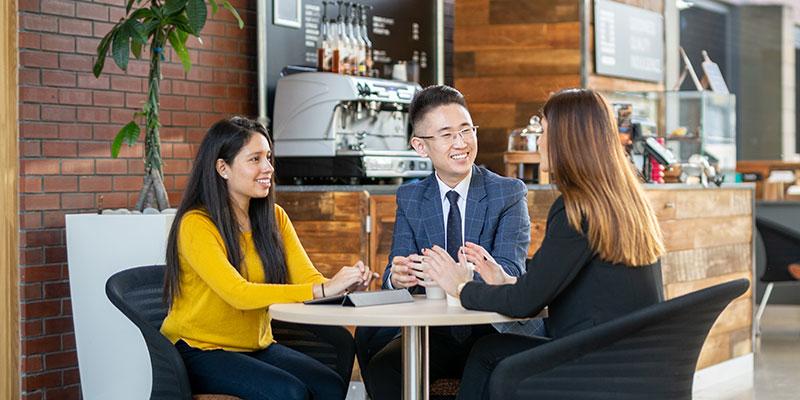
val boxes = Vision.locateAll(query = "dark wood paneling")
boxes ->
[455,1,582,174]
[489,0,580,24]
[455,22,582,52]
[276,192,370,280]
[282,186,753,371]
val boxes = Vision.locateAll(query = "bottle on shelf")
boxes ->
[316,1,332,72]
[359,4,374,77]
[336,0,353,75]
[349,2,366,76]
[329,5,340,73]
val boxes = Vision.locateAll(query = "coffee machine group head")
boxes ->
[272,72,433,183]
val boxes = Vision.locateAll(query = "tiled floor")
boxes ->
[693,305,800,400]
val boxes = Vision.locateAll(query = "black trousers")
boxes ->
[455,333,550,400]
[356,325,495,400]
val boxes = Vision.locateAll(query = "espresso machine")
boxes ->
[272,72,431,183]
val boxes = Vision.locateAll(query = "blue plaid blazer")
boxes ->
[382,166,545,336]
[382,165,531,287]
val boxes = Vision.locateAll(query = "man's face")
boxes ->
[410,103,477,186]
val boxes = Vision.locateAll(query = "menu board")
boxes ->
[594,0,664,82]
[262,0,438,119]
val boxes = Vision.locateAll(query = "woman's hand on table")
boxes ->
[319,261,376,297]
[463,242,516,286]
[423,246,473,297]
[346,260,380,292]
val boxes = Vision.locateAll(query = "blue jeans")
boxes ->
[176,340,346,400]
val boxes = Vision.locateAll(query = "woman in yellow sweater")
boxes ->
[161,117,376,399]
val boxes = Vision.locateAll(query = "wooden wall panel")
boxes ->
[1,0,19,397]
[518,187,753,370]
[276,192,370,279]
[369,195,398,280]
[282,187,753,372]
[455,0,670,171]
[455,0,582,173]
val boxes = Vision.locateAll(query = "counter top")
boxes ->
[275,182,755,193]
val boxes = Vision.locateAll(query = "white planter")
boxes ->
[66,213,175,400]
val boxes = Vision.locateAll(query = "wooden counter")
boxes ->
[276,184,754,371]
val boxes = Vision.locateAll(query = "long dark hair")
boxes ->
[542,89,664,266]
[164,117,288,306]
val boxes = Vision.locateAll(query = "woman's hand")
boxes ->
[423,246,473,297]
[346,261,380,292]
[321,261,376,297]
[463,242,516,286]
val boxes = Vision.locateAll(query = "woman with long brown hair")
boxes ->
[425,88,666,399]
[160,117,377,399]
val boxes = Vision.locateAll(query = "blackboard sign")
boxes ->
[262,0,438,120]
[594,0,664,82]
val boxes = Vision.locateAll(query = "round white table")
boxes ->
[269,295,534,400]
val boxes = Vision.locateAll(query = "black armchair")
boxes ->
[754,216,800,335]
[488,279,749,400]
[105,265,355,399]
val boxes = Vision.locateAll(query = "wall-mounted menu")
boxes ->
[263,0,438,120]
[594,0,664,82]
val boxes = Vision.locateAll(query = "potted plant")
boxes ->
[67,2,244,398]
[93,0,243,210]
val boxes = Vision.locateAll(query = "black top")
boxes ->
[460,196,664,339]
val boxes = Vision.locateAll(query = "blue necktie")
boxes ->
[445,190,462,262]
[445,190,470,343]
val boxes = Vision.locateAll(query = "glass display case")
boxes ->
[604,91,737,171]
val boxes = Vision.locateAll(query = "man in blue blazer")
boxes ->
[357,85,542,399]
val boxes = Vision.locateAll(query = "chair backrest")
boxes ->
[105,265,193,400]
[489,279,750,400]
[756,216,800,283]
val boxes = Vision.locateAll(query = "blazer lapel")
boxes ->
[465,166,487,244]
[421,176,445,248]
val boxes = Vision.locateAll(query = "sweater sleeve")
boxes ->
[275,205,328,285]
[178,211,317,310]
[460,198,594,318]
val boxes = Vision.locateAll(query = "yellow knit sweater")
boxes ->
[160,205,327,352]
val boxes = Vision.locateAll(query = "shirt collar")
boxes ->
[435,169,472,204]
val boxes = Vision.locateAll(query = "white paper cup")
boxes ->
[425,285,446,300]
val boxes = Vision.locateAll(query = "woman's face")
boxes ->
[218,133,274,209]
[538,118,549,172]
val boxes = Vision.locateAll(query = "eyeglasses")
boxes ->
[416,126,479,144]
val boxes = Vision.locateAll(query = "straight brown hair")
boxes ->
[543,89,664,266]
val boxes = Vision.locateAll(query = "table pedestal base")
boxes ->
[402,326,429,400]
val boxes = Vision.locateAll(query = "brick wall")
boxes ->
[17,0,257,398]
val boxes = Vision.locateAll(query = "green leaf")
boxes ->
[111,121,141,158]
[129,8,155,23]
[170,14,193,34]
[208,0,219,14]
[222,0,243,29]
[168,29,192,72]
[127,22,146,46]
[111,24,131,71]
[125,0,135,15]
[93,30,115,77]
[131,39,142,59]
[186,0,208,34]
[163,0,188,16]
[142,18,161,35]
